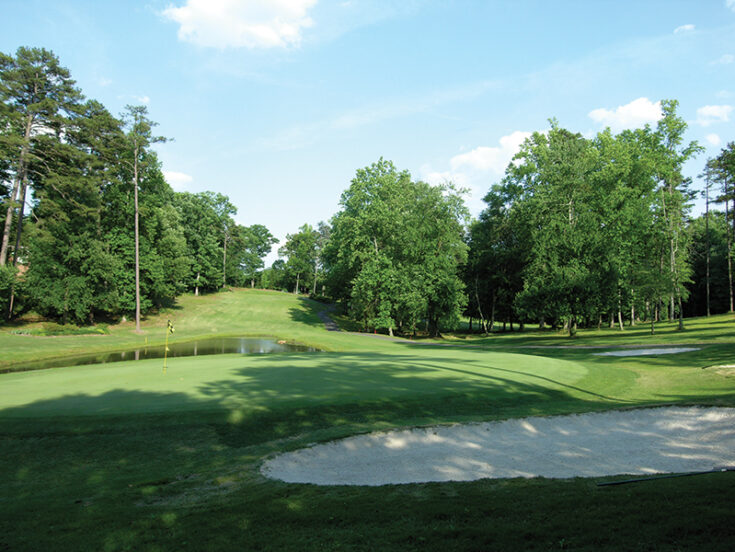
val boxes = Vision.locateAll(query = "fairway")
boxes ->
[1,290,735,551]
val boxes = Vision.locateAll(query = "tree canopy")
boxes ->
[0,47,276,324]
[324,159,468,336]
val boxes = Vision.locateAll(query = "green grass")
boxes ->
[445,312,735,347]
[0,289,357,371]
[1,289,735,550]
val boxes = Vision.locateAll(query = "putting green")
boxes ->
[0,348,589,418]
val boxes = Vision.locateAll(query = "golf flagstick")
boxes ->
[163,320,174,374]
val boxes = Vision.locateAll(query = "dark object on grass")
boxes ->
[598,466,735,487]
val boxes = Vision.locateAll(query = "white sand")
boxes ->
[593,347,700,357]
[261,407,735,486]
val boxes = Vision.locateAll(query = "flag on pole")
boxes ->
[163,320,174,374]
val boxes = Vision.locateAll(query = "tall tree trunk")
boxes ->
[312,262,318,296]
[134,144,141,332]
[617,290,624,330]
[0,176,20,267]
[662,187,676,322]
[6,176,29,318]
[222,231,227,288]
[11,178,28,266]
[195,271,200,296]
[473,276,487,334]
[427,310,440,338]
[727,188,734,312]
[489,291,496,332]
[295,273,300,294]
[0,113,33,266]
[669,295,675,321]
[630,289,636,326]
[706,174,711,317]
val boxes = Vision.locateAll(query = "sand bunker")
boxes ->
[593,347,700,357]
[261,407,735,486]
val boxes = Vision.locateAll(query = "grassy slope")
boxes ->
[1,289,734,551]
[0,289,360,370]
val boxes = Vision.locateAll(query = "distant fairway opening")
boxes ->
[261,407,735,486]
[8,337,318,372]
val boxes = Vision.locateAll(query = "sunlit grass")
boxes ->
[1,290,734,550]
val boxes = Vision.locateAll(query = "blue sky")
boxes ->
[2,0,734,265]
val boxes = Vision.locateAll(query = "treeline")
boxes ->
[0,47,276,324]
[264,159,466,337]
[464,104,735,335]
[274,106,734,336]
[3,48,734,335]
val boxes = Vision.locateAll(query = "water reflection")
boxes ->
[7,338,317,372]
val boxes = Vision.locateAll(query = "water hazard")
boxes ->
[6,338,317,372]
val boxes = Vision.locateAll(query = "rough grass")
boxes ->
[1,290,734,551]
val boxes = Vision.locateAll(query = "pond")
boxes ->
[5,337,317,372]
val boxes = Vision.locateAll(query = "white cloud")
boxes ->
[450,131,532,174]
[162,0,317,49]
[696,104,733,126]
[716,90,733,99]
[163,171,193,190]
[420,131,534,215]
[588,97,663,132]
[728,0,735,12]
[706,134,722,146]
[711,54,734,65]
[97,77,112,87]
[136,95,151,105]
[673,24,695,34]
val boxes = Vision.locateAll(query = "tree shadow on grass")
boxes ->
[193,350,649,448]
[287,296,328,328]
[3,361,735,551]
